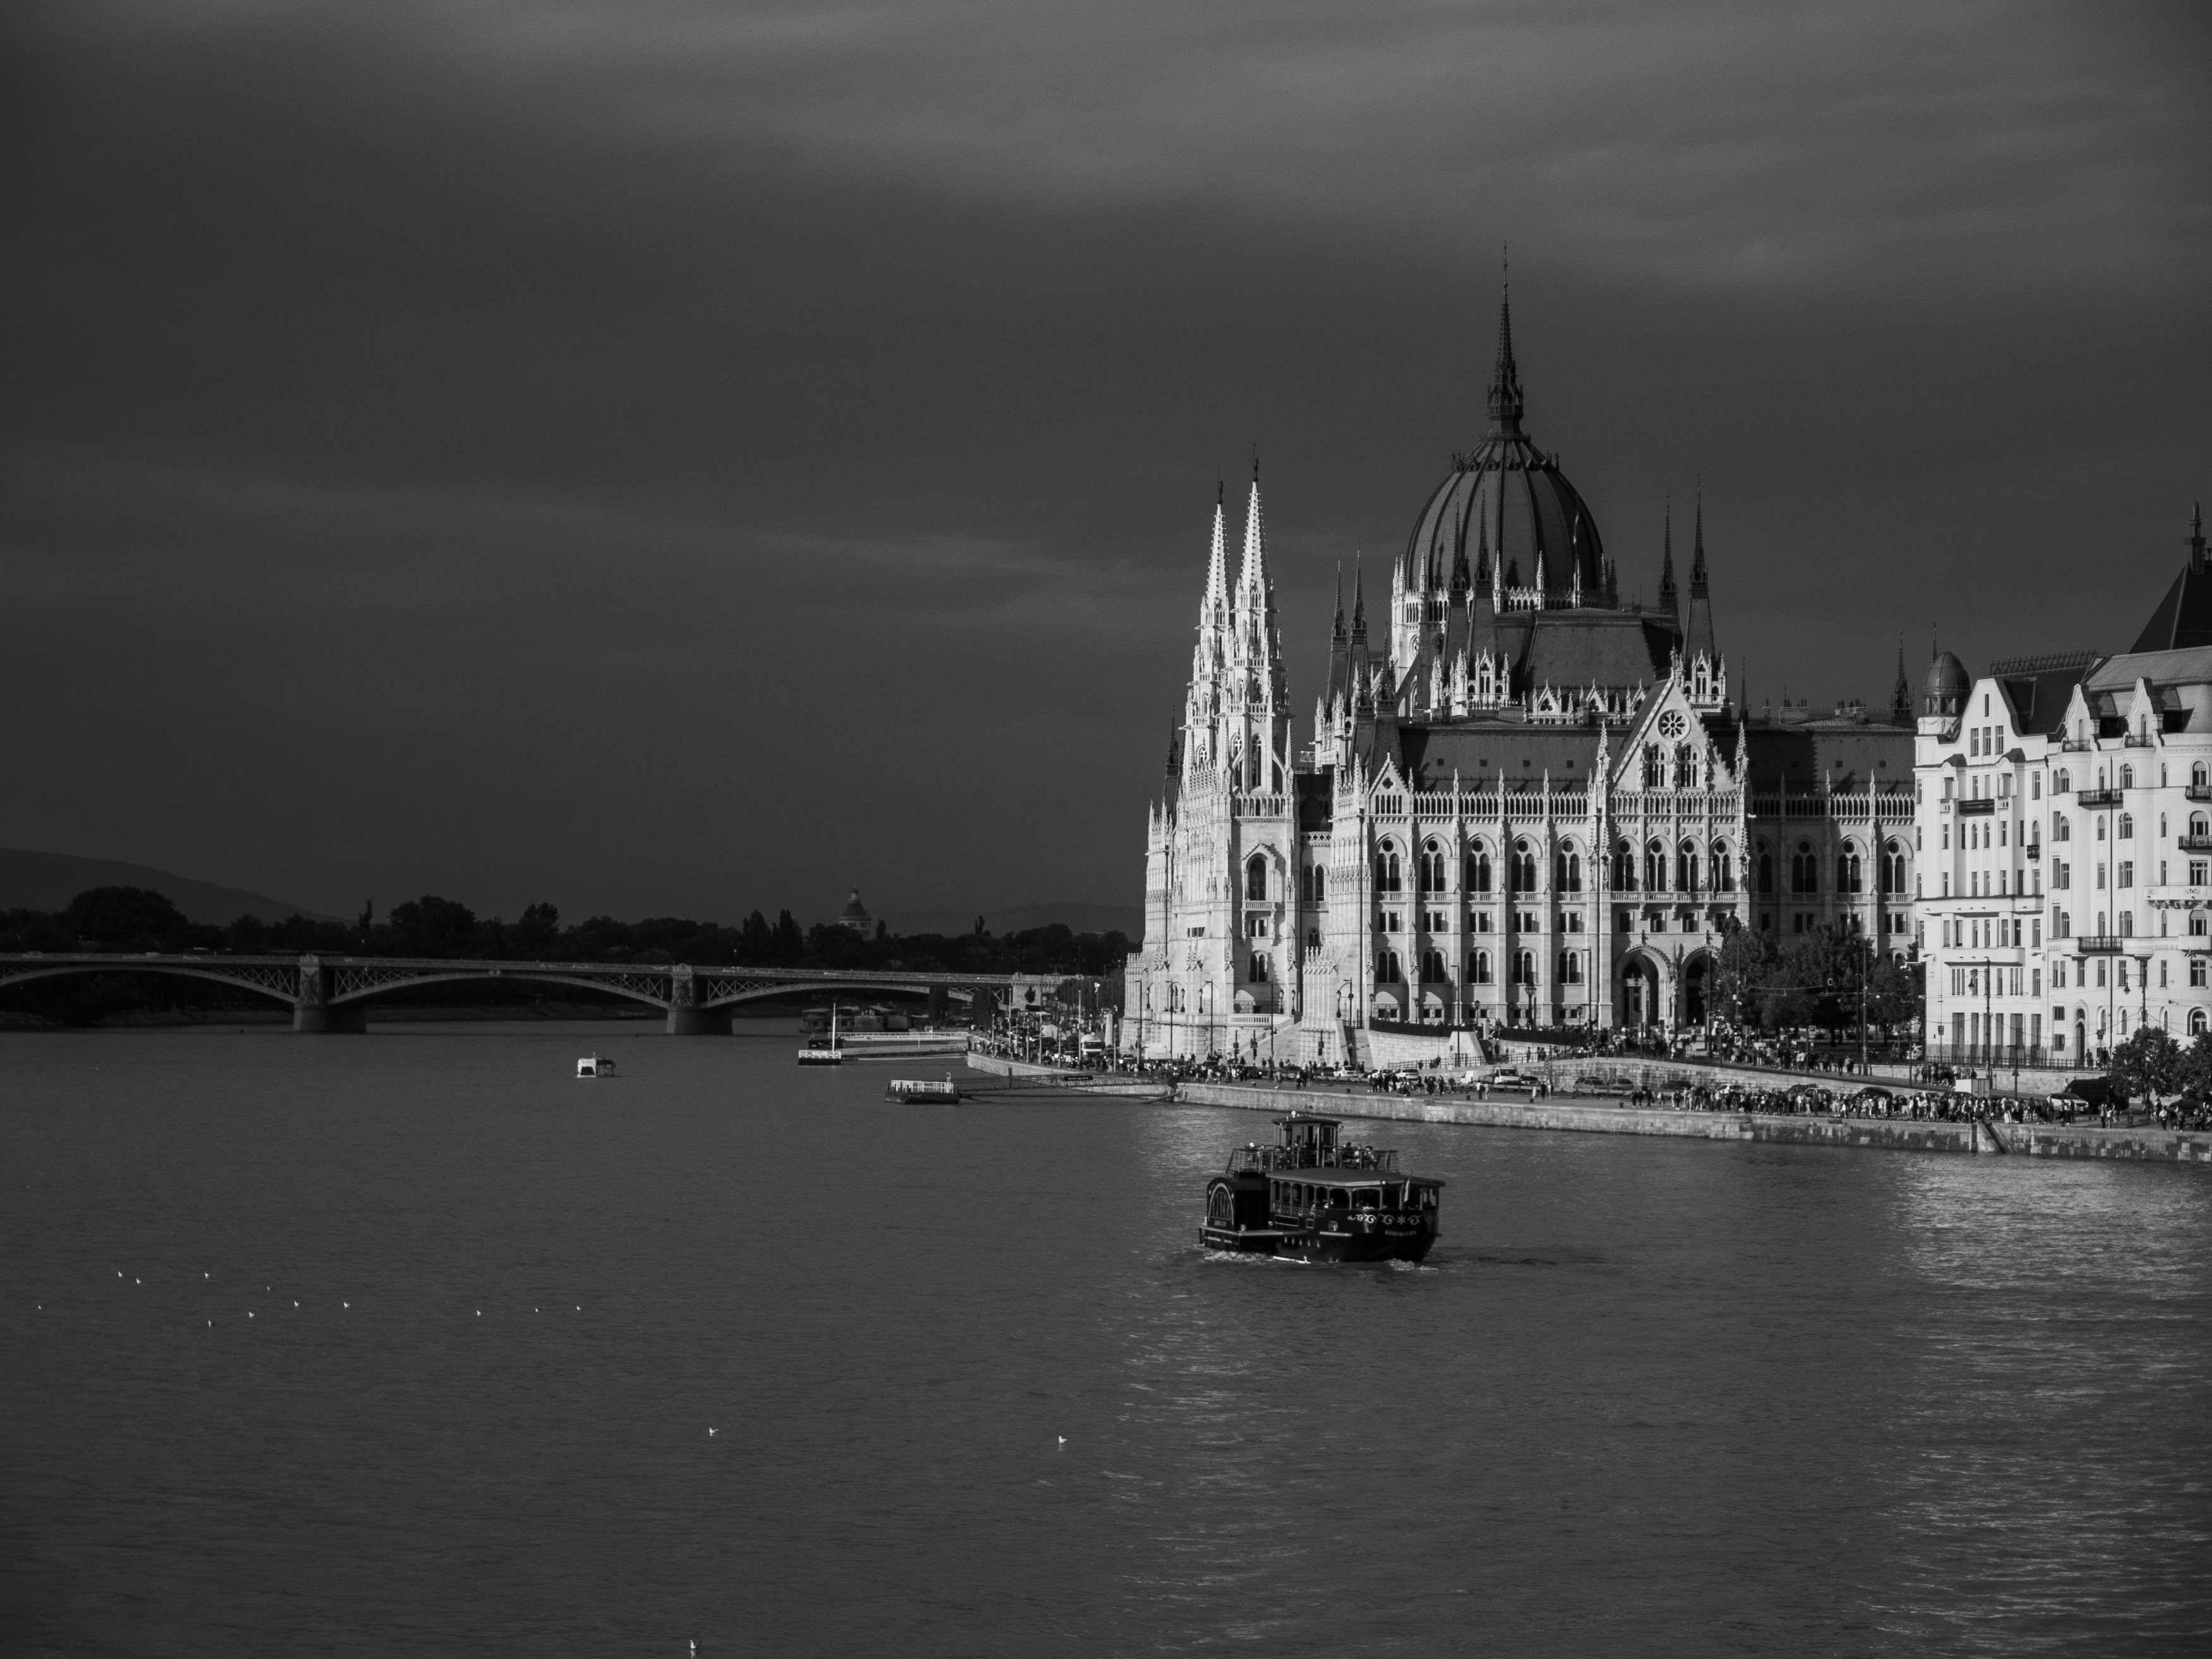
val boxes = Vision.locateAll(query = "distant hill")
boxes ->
[0,849,334,926]
[878,901,1142,939]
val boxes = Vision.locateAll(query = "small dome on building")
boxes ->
[836,885,872,933]
[1923,652,1969,717]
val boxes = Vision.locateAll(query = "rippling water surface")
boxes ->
[4,1026,2209,1655]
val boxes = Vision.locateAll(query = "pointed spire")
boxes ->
[1486,253,1524,436]
[1351,554,1367,638]
[1332,561,1346,641]
[1690,490,1708,593]
[1890,635,1912,726]
[1658,497,1679,617]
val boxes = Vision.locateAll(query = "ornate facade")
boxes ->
[1916,509,2212,1066]
[1128,297,1916,1063]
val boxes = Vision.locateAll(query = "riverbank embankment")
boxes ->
[1171,1080,2212,1164]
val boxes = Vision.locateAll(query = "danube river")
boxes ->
[4,1025,2209,1655]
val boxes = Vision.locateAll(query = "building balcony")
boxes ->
[1955,797,1996,816]
[2179,835,2212,853]
[2075,935,2125,954]
[2187,785,2212,803]
[2024,843,2041,860]
[2075,788,2123,807]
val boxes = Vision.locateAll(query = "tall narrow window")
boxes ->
[1246,854,1268,902]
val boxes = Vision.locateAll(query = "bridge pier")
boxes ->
[664,1006,730,1036]
[294,1004,367,1034]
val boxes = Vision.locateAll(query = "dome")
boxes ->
[1397,294,1608,605]
[1923,652,1969,717]
[836,885,873,933]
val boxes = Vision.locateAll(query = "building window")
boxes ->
[1613,841,1636,892]
[1881,841,1905,894]
[1375,949,1402,983]
[2118,813,2135,839]
[1470,950,1493,984]
[1375,846,1402,893]
[1467,845,1493,894]
[1246,914,1268,939]
[1791,842,1817,894]
[1758,848,1774,894]
[1677,841,1699,894]
[1248,952,1269,982]
[1420,949,1447,983]
[1838,846,1863,893]
[1419,840,1447,894]
[1513,949,1536,984]
[2192,959,2207,988]
[1646,839,1668,892]
[1246,854,1267,901]
[2120,765,2134,789]
[1555,848,1583,892]
[1711,843,1734,892]
[1559,951,1583,984]
[1511,840,1538,893]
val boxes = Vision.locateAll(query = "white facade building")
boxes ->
[1917,511,2212,1065]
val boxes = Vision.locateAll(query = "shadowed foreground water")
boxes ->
[3,1026,2209,1655]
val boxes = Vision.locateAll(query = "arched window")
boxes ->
[1511,840,1538,893]
[1838,845,1863,894]
[2118,813,2134,839]
[1710,842,1734,892]
[1677,840,1698,893]
[2120,765,2134,789]
[1882,841,1905,894]
[1301,864,1327,903]
[1643,746,1663,788]
[1512,949,1536,984]
[1790,842,1816,894]
[1420,949,1447,984]
[1469,949,1493,984]
[1559,950,1584,984]
[1555,846,1583,892]
[2053,768,2070,794]
[1246,854,1268,902]
[1248,952,1269,982]
[1375,844,1402,893]
[1757,843,1774,894]
[1674,744,1696,789]
[1645,839,1668,893]
[2192,813,2209,838]
[2055,815,2071,842]
[1467,844,1493,894]
[2195,762,2208,788]
[1375,949,1402,983]
[2192,1007,2208,1036]
[1419,840,1447,893]
[1613,841,1637,892]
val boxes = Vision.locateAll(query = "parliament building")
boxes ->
[1127,296,1917,1063]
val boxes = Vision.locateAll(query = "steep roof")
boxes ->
[1397,723,1607,788]
[1505,608,1675,691]
[1734,720,1913,794]
[1988,652,2101,738]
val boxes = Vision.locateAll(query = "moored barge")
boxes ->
[1201,1112,1443,1263]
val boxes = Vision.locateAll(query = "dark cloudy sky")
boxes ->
[3,1,2208,925]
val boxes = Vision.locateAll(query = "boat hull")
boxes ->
[1200,1222,1435,1264]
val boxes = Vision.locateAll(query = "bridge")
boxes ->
[0,952,1019,1034]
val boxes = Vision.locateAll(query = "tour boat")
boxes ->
[1201,1112,1443,1263]
[885,1077,962,1104]
[576,1054,616,1078]
[797,1002,844,1066]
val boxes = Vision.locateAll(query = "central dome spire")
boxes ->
[1487,274,1524,435]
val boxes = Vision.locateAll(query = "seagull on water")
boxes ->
[1057,1435,1067,1447]
[708,1428,717,1437]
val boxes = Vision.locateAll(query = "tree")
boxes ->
[515,903,561,956]
[62,887,195,949]
[386,896,480,956]
[1710,920,1780,1029]
[2113,1026,2184,1102]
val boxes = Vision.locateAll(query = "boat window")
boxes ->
[1353,1189,1380,1209]
[1328,1188,1350,1208]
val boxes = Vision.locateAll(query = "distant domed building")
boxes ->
[835,886,873,934]
[1127,289,1916,1062]
[1924,652,1969,718]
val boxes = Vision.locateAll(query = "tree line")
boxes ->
[0,887,1134,978]
[1708,919,1922,1035]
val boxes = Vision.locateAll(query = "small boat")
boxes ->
[885,1077,962,1104]
[797,1002,845,1066]
[576,1054,616,1079]
[1201,1112,1443,1263]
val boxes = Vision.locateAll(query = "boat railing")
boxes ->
[1228,1145,1401,1174]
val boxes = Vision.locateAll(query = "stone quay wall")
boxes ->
[1171,1080,2212,1164]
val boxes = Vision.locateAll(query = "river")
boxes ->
[4,1024,2209,1655]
